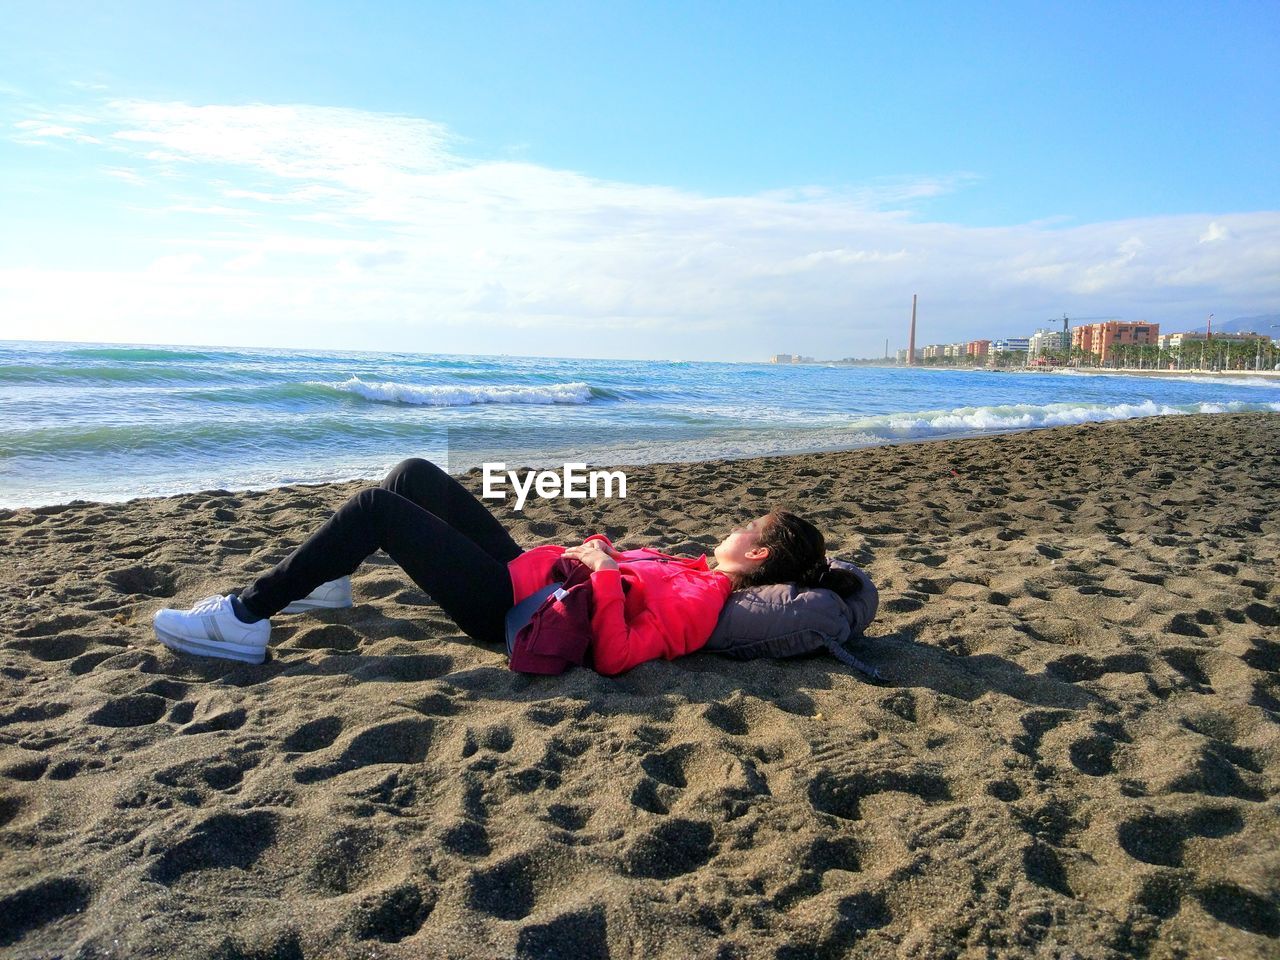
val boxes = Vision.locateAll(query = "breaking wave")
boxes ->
[319,377,597,406]
[869,398,1280,437]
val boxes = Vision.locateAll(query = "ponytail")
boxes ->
[810,561,863,596]
[799,558,831,588]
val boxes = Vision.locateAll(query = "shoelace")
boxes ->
[189,595,227,614]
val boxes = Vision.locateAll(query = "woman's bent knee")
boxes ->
[383,457,444,486]
[350,487,388,511]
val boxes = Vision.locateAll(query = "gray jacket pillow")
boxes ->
[703,560,883,681]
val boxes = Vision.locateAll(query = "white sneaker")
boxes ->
[282,576,353,614]
[153,595,270,665]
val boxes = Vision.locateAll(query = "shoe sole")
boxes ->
[154,624,267,665]
[281,597,353,613]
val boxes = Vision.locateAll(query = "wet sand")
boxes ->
[1,412,1277,959]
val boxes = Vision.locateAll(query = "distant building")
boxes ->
[770,354,794,364]
[1159,330,1269,350]
[967,340,991,358]
[896,347,923,363]
[1029,327,1069,357]
[992,337,1030,353]
[1072,321,1159,364]
[923,344,945,360]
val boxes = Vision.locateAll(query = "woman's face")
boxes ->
[714,515,771,572]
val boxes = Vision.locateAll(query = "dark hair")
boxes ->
[726,509,862,595]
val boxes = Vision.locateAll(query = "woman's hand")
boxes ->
[562,540,619,572]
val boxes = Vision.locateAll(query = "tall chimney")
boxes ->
[907,294,918,366]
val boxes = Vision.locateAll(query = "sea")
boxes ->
[2,339,1278,508]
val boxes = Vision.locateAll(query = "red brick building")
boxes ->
[967,340,991,359]
[1071,321,1160,364]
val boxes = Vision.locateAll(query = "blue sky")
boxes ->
[1,1,1277,360]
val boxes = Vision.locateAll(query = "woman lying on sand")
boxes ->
[153,458,857,675]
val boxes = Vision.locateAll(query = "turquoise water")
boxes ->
[2,339,1278,507]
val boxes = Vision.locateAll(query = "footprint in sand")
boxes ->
[544,803,593,832]
[306,824,385,896]
[283,716,345,753]
[350,654,453,682]
[12,635,92,662]
[1165,740,1265,802]
[293,717,434,784]
[0,702,71,727]
[2,756,49,782]
[639,744,695,788]
[14,612,96,638]
[1011,709,1072,764]
[440,819,491,857]
[291,624,361,651]
[506,760,561,795]
[0,877,92,949]
[1046,652,1148,683]
[0,795,25,827]
[155,750,262,794]
[355,768,432,811]
[1241,637,1280,672]
[772,835,864,909]
[986,779,1021,801]
[1117,806,1244,868]
[1251,676,1280,714]
[1162,648,1214,692]
[1069,729,1125,776]
[148,810,279,885]
[105,564,177,598]
[349,880,435,943]
[702,699,752,736]
[515,906,610,960]
[808,767,952,821]
[1022,838,1074,896]
[1193,881,1280,938]
[86,693,168,728]
[465,853,542,920]
[46,758,106,781]
[1167,613,1211,639]
[622,818,716,879]
[178,706,247,736]
[353,574,406,600]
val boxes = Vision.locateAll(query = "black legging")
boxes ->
[238,458,523,645]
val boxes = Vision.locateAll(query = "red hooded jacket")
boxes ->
[507,534,733,676]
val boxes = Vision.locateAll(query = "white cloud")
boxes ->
[146,253,204,275]
[13,119,101,144]
[104,166,147,185]
[167,203,258,218]
[2,97,1278,359]
[1199,221,1229,244]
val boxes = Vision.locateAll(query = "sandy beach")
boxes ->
[1,411,1277,959]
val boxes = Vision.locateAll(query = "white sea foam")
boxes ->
[1054,368,1280,389]
[1162,375,1280,389]
[320,377,594,406]
[874,399,1280,438]
[477,398,1280,472]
